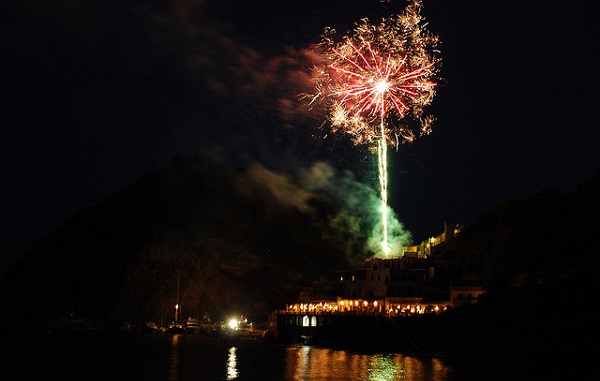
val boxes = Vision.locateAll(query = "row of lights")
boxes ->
[387,304,448,315]
[288,300,382,313]
[287,301,447,315]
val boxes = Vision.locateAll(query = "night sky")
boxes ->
[2,0,598,275]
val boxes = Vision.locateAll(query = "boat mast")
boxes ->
[175,273,180,322]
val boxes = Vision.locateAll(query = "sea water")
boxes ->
[0,332,504,380]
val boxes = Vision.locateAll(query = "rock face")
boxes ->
[0,155,358,325]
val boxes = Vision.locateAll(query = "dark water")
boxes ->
[0,332,519,380]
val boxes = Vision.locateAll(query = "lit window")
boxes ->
[302,316,310,327]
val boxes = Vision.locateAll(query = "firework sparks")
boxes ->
[308,0,441,147]
[305,0,441,256]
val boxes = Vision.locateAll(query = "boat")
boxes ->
[199,312,215,335]
[143,320,160,333]
[185,317,202,334]
[168,320,185,333]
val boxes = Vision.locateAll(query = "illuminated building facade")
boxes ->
[282,222,481,317]
[275,223,491,347]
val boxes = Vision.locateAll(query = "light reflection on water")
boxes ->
[227,346,239,380]
[285,345,450,381]
[168,334,180,381]
[3,333,462,380]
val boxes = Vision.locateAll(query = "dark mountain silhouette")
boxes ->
[0,155,368,327]
[1,156,598,341]
[420,171,599,367]
[435,170,599,277]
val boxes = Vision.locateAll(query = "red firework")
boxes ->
[307,0,441,147]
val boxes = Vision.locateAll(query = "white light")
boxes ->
[228,319,238,329]
[375,80,389,94]
[227,346,238,380]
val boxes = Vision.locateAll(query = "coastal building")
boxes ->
[274,223,491,347]
[282,222,479,317]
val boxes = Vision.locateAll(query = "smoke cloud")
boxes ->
[241,164,314,214]
[298,161,413,258]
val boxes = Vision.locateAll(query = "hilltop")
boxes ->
[0,155,367,327]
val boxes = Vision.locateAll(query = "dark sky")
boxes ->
[2,0,599,275]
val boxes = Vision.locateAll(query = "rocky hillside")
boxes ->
[424,171,599,364]
[0,155,367,326]
[435,171,599,278]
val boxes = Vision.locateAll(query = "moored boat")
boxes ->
[168,321,185,333]
[144,320,160,333]
[185,317,202,334]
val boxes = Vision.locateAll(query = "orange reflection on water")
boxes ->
[285,346,450,381]
[168,334,180,381]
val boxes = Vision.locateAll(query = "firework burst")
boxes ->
[307,0,441,148]
[305,0,441,256]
